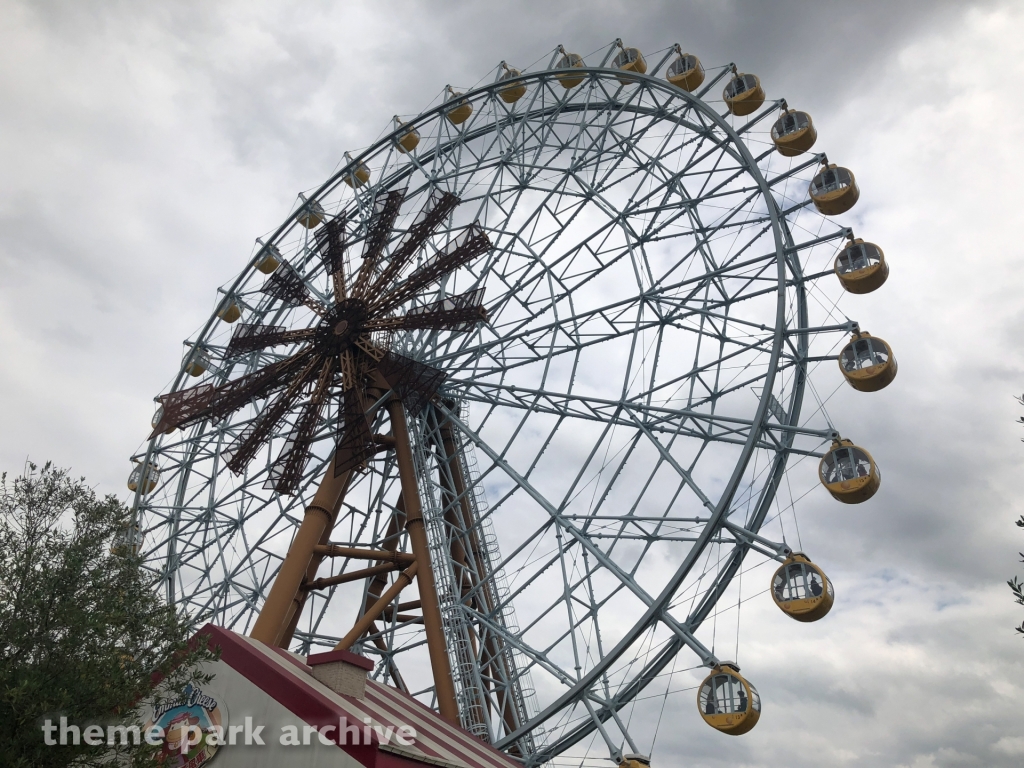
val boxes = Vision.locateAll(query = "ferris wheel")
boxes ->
[128,39,895,766]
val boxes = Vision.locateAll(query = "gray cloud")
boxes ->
[0,1,1021,766]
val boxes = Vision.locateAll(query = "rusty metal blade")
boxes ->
[314,214,347,274]
[264,358,336,494]
[314,214,349,301]
[351,187,407,298]
[225,324,315,358]
[205,352,313,423]
[364,287,487,333]
[376,350,446,416]
[260,261,311,307]
[368,188,460,298]
[222,355,323,474]
[373,223,490,314]
[149,352,309,437]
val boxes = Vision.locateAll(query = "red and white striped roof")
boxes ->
[197,624,521,768]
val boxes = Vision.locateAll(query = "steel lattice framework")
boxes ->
[130,42,863,767]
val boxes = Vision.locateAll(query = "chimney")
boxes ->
[306,649,374,699]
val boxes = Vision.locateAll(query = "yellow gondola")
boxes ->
[809,163,859,215]
[838,331,897,392]
[445,87,473,125]
[184,348,210,377]
[297,199,326,229]
[344,165,370,187]
[771,108,817,156]
[612,44,647,85]
[393,117,420,153]
[618,755,650,768]
[697,663,761,735]
[498,63,527,103]
[255,243,282,274]
[771,553,834,622]
[127,461,159,495]
[110,524,144,555]
[217,298,241,323]
[343,152,370,188]
[723,72,764,116]
[554,47,586,89]
[151,404,174,435]
[819,438,880,503]
[666,49,704,92]
[835,238,888,294]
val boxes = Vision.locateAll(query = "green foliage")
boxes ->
[1010,514,1024,636]
[0,462,217,768]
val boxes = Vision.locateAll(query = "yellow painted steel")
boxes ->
[217,299,241,323]
[498,65,527,103]
[810,163,859,216]
[666,52,704,92]
[839,331,897,392]
[393,117,420,153]
[771,553,834,622]
[127,462,159,494]
[298,199,325,229]
[819,438,880,503]
[612,45,647,85]
[445,87,473,125]
[771,109,817,156]
[554,49,586,89]
[255,245,281,274]
[698,663,761,735]
[835,238,888,294]
[723,72,764,116]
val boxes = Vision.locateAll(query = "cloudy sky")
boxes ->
[2,1,1023,766]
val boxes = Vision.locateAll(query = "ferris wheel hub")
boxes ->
[317,297,368,349]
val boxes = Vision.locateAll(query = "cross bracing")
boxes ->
[129,51,857,767]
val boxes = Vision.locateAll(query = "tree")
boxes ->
[0,462,217,768]
[1010,515,1024,636]
[1014,393,1024,636]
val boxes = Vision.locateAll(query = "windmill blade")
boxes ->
[149,351,310,437]
[314,214,347,273]
[150,383,217,436]
[333,386,381,476]
[364,287,487,333]
[373,223,490,314]
[264,358,336,494]
[351,187,407,298]
[314,214,348,300]
[224,355,324,475]
[206,352,314,423]
[261,261,309,306]
[225,323,316,358]
[261,262,327,315]
[376,350,446,416]
[368,188,460,298]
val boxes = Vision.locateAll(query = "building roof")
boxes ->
[197,624,521,768]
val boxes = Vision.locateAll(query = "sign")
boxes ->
[144,682,225,767]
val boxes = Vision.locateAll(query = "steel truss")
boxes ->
[131,43,858,767]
